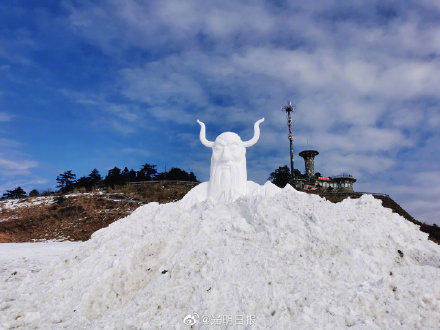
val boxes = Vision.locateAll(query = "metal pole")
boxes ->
[287,110,294,178]
[283,101,295,179]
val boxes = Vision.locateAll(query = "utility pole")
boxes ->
[283,101,295,178]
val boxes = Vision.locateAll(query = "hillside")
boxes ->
[1,181,438,244]
[0,181,197,243]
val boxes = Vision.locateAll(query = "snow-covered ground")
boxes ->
[0,242,81,317]
[0,196,54,211]
[0,192,110,212]
[1,183,439,329]
[0,192,137,214]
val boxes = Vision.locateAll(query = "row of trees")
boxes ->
[2,163,329,199]
[56,163,197,193]
[1,163,197,199]
[1,187,41,199]
[3,164,328,199]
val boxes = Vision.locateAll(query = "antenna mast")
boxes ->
[282,101,296,178]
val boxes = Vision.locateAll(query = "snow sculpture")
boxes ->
[196,118,264,201]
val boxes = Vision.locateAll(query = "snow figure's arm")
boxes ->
[243,118,264,147]
[197,120,214,148]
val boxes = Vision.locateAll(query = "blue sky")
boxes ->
[0,0,439,225]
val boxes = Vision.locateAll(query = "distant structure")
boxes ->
[283,102,357,192]
[282,101,295,177]
[299,150,319,179]
[291,152,357,192]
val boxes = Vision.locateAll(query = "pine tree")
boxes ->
[121,167,130,183]
[138,163,157,181]
[75,176,93,191]
[28,189,39,197]
[105,167,124,186]
[88,169,102,185]
[268,166,291,188]
[2,186,27,199]
[128,169,137,182]
[56,170,77,193]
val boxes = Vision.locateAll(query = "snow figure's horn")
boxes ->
[243,118,265,147]
[197,120,214,148]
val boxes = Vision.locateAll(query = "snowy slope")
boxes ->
[1,183,439,329]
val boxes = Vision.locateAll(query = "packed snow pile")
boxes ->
[1,183,440,328]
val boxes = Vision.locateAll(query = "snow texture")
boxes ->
[1,183,440,329]
[0,196,54,211]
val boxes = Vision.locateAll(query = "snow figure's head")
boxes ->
[197,118,264,201]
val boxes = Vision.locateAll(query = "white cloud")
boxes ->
[62,0,440,224]
[382,175,440,226]
[0,112,12,122]
[0,138,21,148]
[0,157,38,175]
[0,112,40,190]
[0,158,38,171]
[60,89,146,134]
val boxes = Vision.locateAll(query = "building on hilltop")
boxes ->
[291,149,357,192]
[299,150,319,179]
[331,173,357,191]
[281,101,357,193]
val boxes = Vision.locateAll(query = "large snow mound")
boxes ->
[1,183,439,328]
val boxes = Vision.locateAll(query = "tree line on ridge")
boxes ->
[1,163,197,199]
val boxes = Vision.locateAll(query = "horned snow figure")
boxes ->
[197,118,264,201]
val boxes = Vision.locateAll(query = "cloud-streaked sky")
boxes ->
[1,1,439,224]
